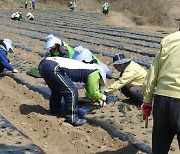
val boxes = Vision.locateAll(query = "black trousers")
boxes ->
[0,64,4,74]
[153,95,180,154]
[39,59,78,123]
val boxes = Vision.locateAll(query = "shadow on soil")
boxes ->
[19,104,50,115]
[96,144,139,154]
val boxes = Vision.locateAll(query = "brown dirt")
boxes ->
[0,76,139,154]
[0,0,180,154]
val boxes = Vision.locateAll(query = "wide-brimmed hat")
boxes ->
[44,34,62,49]
[26,12,32,17]
[98,63,113,78]
[45,34,54,41]
[3,39,13,53]
[94,64,106,87]
[109,53,131,65]
[72,45,93,62]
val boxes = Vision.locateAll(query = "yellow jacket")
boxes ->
[27,13,34,20]
[105,61,147,93]
[143,31,180,104]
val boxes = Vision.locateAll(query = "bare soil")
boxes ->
[0,1,180,154]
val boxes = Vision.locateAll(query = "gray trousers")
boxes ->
[121,86,143,106]
[153,95,180,154]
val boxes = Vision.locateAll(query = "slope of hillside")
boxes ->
[0,0,179,28]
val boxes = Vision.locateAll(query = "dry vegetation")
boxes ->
[0,0,179,30]
[108,0,173,26]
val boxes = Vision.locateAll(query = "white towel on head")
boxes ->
[45,34,55,42]
[44,36,62,49]
[73,46,93,62]
[3,39,13,52]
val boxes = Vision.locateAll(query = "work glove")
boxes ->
[141,103,152,120]
[99,94,107,107]
[12,69,18,73]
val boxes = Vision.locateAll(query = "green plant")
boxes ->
[118,104,126,114]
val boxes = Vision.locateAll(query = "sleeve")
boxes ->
[105,68,136,93]
[59,47,69,58]
[63,42,74,58]
[85,71,103,102]
[0,52,14,71]
[92,55,101,64]
[143,51,160,104]
[67,46,74,58]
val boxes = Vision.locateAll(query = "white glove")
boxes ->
[102,94,107,101]
[99,94,107,107]
[99,100,107,107]
[12,69,18,73]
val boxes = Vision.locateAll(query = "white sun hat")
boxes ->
[72,46,93,62]
[94,64,106,86]
[98,63,112,77]
[26,12,30,16]
[45,34,55,41]
[44,35,62,49]
[3,39,13,52]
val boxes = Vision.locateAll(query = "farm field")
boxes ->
[0,6,179,154]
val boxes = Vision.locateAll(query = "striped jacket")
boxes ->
[43,57,106,102]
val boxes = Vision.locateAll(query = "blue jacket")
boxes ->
[0,48,14,71]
